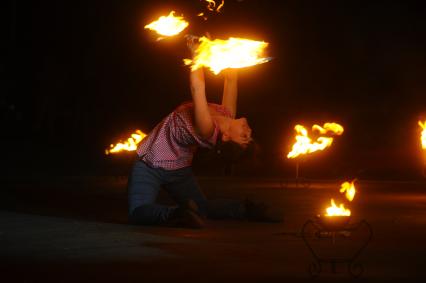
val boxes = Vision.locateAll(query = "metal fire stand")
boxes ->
[301,217,373,278]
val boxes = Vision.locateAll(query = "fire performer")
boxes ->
[127,36,278,228]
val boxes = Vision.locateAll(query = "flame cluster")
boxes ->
[184,36,270,74]
[325,181,357,217]
[287,123,344,159]
[105,130,147,155]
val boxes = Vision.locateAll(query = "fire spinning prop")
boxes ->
[105,130,147,155]
[184,36,270,74]
[144,11,189,38]
[301,180,372,278]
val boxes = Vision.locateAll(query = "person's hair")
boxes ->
[215,135,259,164]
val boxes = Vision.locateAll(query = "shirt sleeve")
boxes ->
[171,110,219,149]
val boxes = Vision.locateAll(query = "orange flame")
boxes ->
[144,11,189,37]
[339,180,356,202]
[312,123,344,135]
[105,130,147,155]
[287,123,344,159]
[184,36,270,75]
[203,0,225,12]
[198,0,224,20]
[419,120,426,151]
[325,199,351,217]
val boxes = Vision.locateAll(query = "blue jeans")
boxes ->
[128,160,245,225]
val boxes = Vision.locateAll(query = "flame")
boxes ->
[203,0,225,12]
[419,120,426,150]
[105,130,147,155]
[312,123,344,135]
[325,199,351,217]
[184,36,270,75]
[287,123,344,159]
[198,0,224,19]
[144,11,189,37]
[339,181,356,202]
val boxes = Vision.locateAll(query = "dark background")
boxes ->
[1,0,426,179]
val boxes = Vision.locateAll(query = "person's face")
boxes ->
[223,118,252,148]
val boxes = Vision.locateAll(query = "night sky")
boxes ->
[2,0,426,178]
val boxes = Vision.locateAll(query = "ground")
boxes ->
[1,177,426,282]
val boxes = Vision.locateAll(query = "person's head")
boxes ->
[211,115,254,163]
[220,117,252,149]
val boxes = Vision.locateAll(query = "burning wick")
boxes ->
[287,123,344,159]
[184,36,270,75]
[144,11,189,38]
[105,130,147,155]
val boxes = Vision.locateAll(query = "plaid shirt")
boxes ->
[137,102,232,170]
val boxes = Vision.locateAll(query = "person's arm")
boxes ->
[221,69,238,118]
[190,68,215,139]
[187,35,215,139]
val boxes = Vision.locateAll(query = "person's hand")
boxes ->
[185,35,200,57]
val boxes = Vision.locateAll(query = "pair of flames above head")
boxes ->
[144,8,270,75]
[287,122,344,159]
[325,180,357,217]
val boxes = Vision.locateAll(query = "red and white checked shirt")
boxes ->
[137,102,232,170]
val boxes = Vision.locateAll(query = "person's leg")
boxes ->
[162,167,209,216]
[127,160,173,225]
[163,167,245,219]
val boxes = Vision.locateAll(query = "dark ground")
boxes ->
[1,176,426,282]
